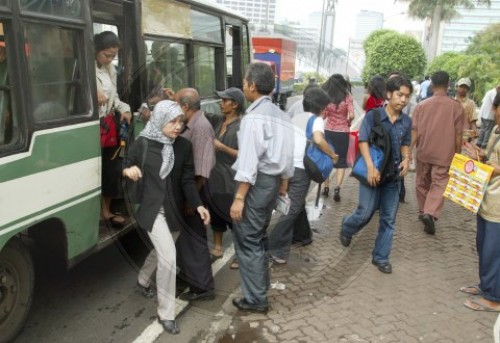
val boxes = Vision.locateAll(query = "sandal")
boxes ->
[459,285,482,295]
[230,258,239,270]
[464,298,500,312]
[270,255,287,265]
[105,214,126,228]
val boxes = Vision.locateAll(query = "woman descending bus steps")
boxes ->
[123,100,209,334]
[95,31,132,228]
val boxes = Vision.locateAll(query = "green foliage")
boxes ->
[426,23,500,102]
[363,29,398,54]
[362,31,426,83]
[402,0,490,21]
[426,52,470,80]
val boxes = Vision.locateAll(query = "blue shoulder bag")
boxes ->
[303,115,335,183]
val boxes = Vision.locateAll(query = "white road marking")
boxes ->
[133,246,236,343]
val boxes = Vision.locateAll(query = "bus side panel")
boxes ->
[0,122,101,257]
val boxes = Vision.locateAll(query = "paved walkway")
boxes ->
[203,172,497,342]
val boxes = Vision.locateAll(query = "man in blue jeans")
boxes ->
[340,76,413,274]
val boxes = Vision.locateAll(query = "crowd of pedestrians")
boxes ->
[115,54,500,334]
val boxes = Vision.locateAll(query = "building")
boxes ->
[438,0,500,54]
[355,10,383,40]
[215,0,276,29]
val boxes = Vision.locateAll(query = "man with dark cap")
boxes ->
[205,87,245,261]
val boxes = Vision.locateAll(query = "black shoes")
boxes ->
[372,260,392,274]
[158,319,180,335]
[333,187,341,202]
[137,282,156,299]
[421,214,436,235]
[339,229,351,247]
[179,290,215,301]
[322,186,329,197]
[232,297,269,314]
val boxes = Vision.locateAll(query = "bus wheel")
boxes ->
[0,238,34,342]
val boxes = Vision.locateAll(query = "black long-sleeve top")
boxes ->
[125,136,202,231]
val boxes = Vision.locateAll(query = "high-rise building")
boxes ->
[438,0,500,54]
[215,0,276,28]
[355,10,383,40]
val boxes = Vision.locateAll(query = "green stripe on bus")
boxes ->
[0,124,101,182]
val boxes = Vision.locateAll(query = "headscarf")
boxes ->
[139,100,183,179]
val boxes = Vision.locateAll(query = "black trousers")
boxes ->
[292,208,312,244]
[176,213,214,292]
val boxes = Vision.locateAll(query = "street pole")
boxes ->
[316,0,326,75]
[345,37,350,75]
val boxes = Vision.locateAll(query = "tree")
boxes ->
[401,0,491,60]
[362,31,426,83]
[426,52,470,81]
[363,29,398,53]
[426,23,500,101]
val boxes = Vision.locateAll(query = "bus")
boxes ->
[0,0,250,340]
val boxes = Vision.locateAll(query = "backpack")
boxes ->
[351,108,393,186]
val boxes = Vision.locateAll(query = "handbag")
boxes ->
[351,108,392,186]
[303,116,335,183]
[351,145,385,186]
[100,111,119,148]
[123,138,148,205]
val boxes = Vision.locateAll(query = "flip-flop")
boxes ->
[464,298,500,312]
[230,258,239,270]
[106,215,126,228]
[459,285,482,295]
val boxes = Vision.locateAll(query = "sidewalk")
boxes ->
[206,172,496,342]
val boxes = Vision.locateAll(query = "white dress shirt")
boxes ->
[232,96,295,185]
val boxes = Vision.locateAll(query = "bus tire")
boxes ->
[0,238,34,343]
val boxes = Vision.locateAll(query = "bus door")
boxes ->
[91,0,141,110]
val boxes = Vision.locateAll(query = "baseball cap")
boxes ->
[456,78,471,88]
[215,87,245,110]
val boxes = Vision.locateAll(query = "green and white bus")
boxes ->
[0,0,250,340]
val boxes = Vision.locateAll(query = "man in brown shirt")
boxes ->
[175,88,216,301]
[411,71,465,235]
[455,77,478,141]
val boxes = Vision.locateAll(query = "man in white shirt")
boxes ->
[230,62,294,313]
[477,83,500,148]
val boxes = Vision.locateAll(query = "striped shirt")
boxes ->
[181,110,215,179]
[232,96,295,185]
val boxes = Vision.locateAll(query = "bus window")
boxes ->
[193,45,216,97]
[145,40,188,97]
[225,26,233,86]
[0,22,16,147]
[20,0,83,18]
[25,23,88,123]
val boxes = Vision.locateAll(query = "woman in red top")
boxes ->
[322,74,354,201]
[363,75,386,113]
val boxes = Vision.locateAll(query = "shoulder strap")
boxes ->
[373,108,382,128]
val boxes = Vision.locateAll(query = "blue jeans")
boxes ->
[477,215,500,302]
[342,179,400,264]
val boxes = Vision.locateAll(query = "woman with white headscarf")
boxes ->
[123,100,209,334]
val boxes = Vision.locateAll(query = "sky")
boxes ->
[275,0,424,50]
